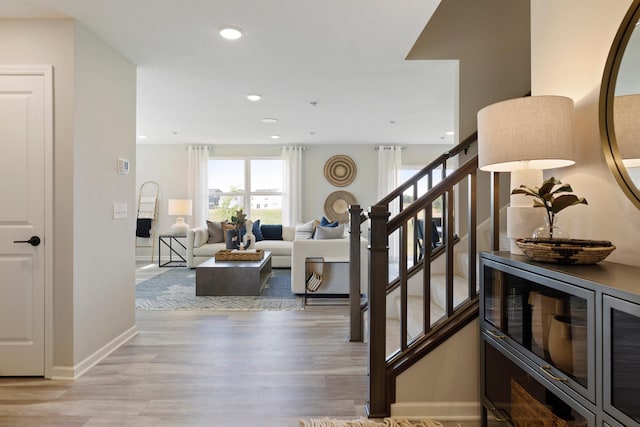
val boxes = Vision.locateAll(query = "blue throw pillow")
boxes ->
[261,224,283,240]
[320,216,339,227]
[252,219,264,241]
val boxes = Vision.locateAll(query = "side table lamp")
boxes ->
[167,199,192,235]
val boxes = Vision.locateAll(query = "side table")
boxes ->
[158,234,187,267]
[304,256,349,305]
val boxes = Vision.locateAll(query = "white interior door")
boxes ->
[0,67,51,376]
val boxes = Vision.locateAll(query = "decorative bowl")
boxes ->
[515,238,616,265]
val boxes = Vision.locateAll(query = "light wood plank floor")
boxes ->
[0,264,480,426]
[0,306,371,427]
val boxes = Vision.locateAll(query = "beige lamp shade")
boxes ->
[477,95,576,172]
[167,199,192,235]
[168,199,193,216]
[613,94,640,168]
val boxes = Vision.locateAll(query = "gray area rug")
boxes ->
[136,268,304,311]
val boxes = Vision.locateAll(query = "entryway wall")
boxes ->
[0,19,137,378]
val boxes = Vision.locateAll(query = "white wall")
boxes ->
[0,19,137,373]
[392,320,480,420]
[532,0,640,266]
[136,143,452,258]
[73,22,137,364]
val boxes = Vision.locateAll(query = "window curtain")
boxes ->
[187,145,211,229]
[377,145,402,204]
[377,146,403,262]
[282,146,304,226]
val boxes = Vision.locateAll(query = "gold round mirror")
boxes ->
[601,0,640,209]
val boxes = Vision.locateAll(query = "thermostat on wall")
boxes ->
[118,158,129,174]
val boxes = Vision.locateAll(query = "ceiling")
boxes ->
[0,0,458,146]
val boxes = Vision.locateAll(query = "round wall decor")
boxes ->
[324,190,358,223]
[324,155,356,187]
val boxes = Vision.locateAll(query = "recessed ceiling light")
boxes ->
[271,135,280,140]
[261,118,278,123]
[247,94,261,101]
[138,135,148,139]
[218,25,243,40]
[445,131,455,135]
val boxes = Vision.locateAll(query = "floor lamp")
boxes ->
[477,96,576,254]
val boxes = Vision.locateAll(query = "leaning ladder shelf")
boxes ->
[136,181,160,262]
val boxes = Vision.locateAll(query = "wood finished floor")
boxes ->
[0,264,479,427]
[0,305,375,427]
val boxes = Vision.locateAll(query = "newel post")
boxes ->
[349,205,363,342]
[367,204,390,418]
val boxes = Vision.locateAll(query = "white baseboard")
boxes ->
[390,402,481,421]
[135,255,154,262]
[50,325,138,380]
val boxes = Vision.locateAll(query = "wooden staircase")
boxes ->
[348,132,503,417]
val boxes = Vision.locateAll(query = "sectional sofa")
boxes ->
[186,221,369,295]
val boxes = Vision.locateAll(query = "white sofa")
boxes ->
[186,225,296,269]
[187,225,369,295]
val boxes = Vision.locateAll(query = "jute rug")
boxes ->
[136,267,304,311]
[299,418,444,427]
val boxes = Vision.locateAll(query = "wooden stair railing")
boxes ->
[349,133,501,417]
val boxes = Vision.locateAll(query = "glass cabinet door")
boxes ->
[482,337,594,427]
[481,259,595,401]
[603,295,640,426]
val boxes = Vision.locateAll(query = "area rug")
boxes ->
[136,268,304,311]
[299,418,444,427]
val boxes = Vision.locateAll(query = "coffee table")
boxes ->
[195,251,272,296]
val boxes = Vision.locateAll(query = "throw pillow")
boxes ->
[252,219,264,241]
[295,219,318,240]
[320,216,339,228]
[314,224,345,240]
[206,220,225,243]
[261,224,283,240]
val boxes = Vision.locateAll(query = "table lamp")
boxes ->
[614,94,640,168]
[478,95,576,253]
[167,199,192,235]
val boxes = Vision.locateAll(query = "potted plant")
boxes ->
[511,177,588,239]
[228,209,247,249]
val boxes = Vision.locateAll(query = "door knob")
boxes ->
[13,236,41,247]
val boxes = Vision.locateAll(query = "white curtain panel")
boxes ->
[282,146,304,226]
[377,146,402,262]
[187,145,211,229]
[377,146,402,204]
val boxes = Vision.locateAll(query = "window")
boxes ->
[208,158,284,224]
[399,166,452,216]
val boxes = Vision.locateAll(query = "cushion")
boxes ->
[206,220,225,243]
[320,216,339,228]
[193,228,209,248]
[252,219,264,241]
[314,224,345,240]
[295,219,318,240]
[261,224,283,240]
[254,240,291,257]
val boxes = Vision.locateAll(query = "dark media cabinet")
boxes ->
[480,252,640,427]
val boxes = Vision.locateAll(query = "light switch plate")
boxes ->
[113,203,127,219]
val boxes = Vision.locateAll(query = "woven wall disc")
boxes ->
[324,155,356,187]
[324,191,358,223]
